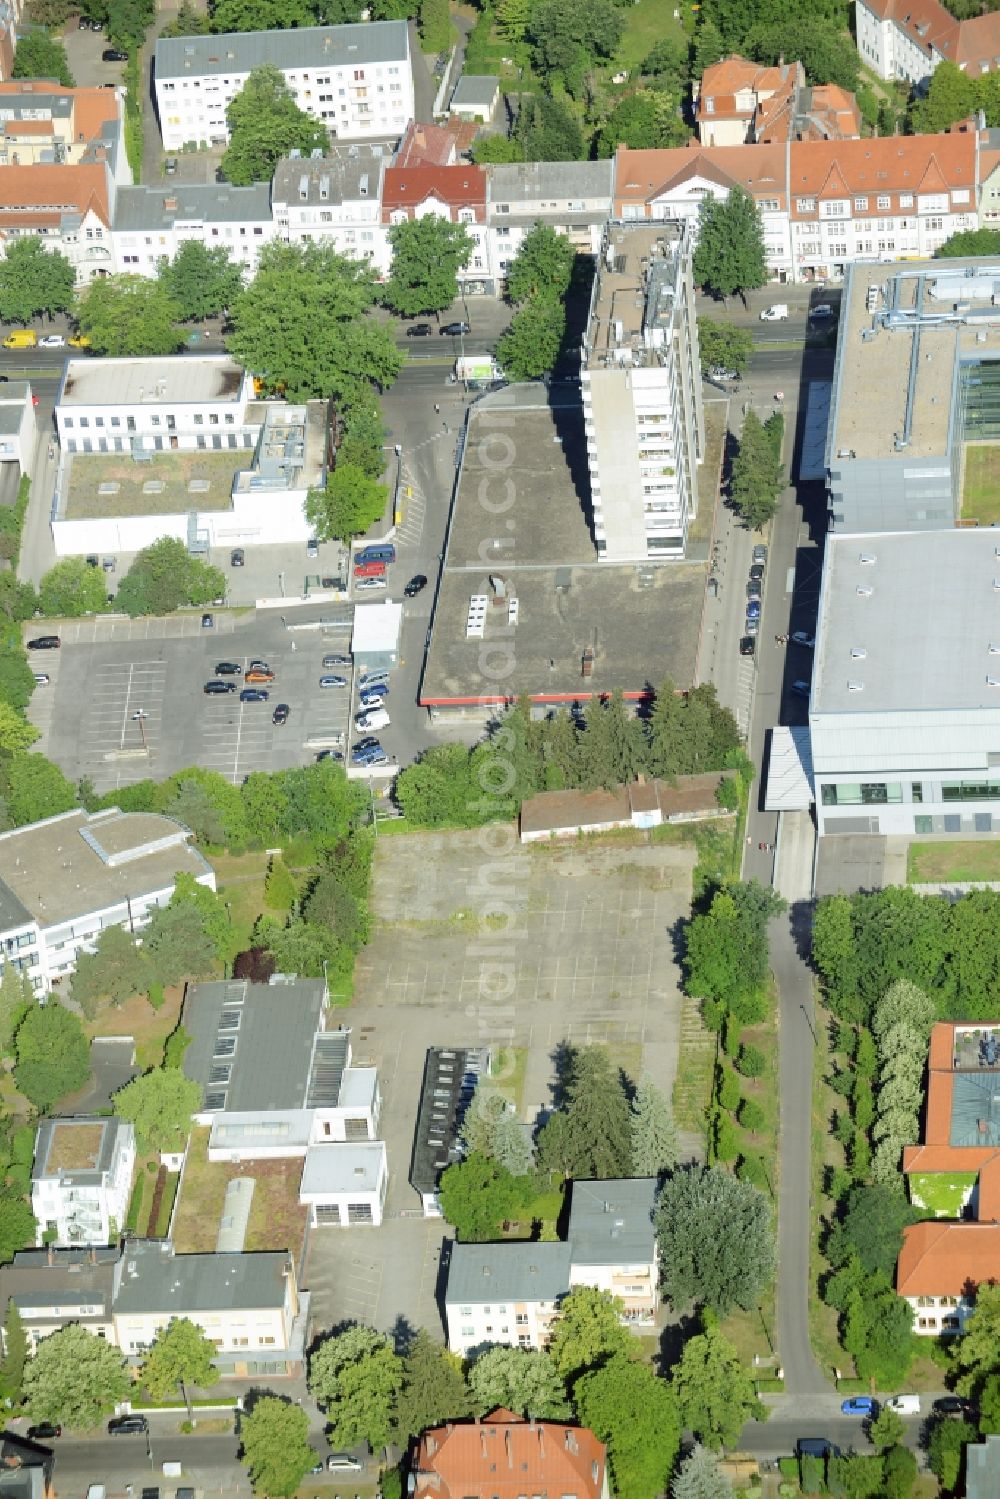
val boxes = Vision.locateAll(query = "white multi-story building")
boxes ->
[856,0,1000,86]
[271,145,388,270]
[0,808,215,994]
[55,354,255,455]
[32,1118,135,1247]
[486,160,613,282]
[154,20,413,153]
[581,220,704,562]
[112,180,274,276]
[0,382,36,477]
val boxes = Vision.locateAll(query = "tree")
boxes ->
[938,227,1000,258]
[114,1067,201,1152]
[0,573,37,625]
[655,1165,776,1317]
[253,914,347,981]
[228,241,401,404]
[825,1184,919,1281]
[159,0,211,33]
[0,703,38,755]
[75,274,183,358]
[527,0,623,94]
[535,1046,632,1179]
[241,1395,317,1498]
[692,20,725,76]
[160,241,243,323]
[950,1282,1000,1396]
[594,91,689,156]
[393,1329,472,1442]
[670,1325,766,1449]
[308,1325,403,1450]
[684,882,783,1025]
[115,537,226,617]
[0,753,77,828]
[23,1324,129,1430]
[0,239,75,326]
[575,1354,680,1499]
[222,65,329,186]
[141,1318,217,1416]
[697,318,754,377]
[468,1346,570,1419]
[911,60,977,134]
[418,0,449,50]
[496,300,565,380]
[882,1443,917,1499]
[439,1151,528,1241]
[546,1287,634,1382]
[872,979,937,1044]
[670,1444,734,1499]
[212,0,316,29]
[927,1417,975,1493]
[729,408,783,531]
[307,462,388,545]
[0,1300,28,1405]
[505,223,575,307]
[577,691,647,792]
[745,20,859,92]
[0,964,32,1058]
[13,30,73,86]
[460,1089,534,1176]
[514,93,585,162]
[14,1002,90,1112]
[869,1406,906,1452]
[143,897,220,987]
[0,1196,35,1268]
[383,218,472,318]
[643,34,692,83]
[338,391,387,478]
[693,187,767,303]
[70,925,149,1016]
[39,557,108,618]
[629,1079,678,1178]
[472,135,524,164]
[825,1259,915,1388]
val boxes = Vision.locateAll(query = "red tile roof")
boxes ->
[614,142,787,214]
[382,164,486,221]
[978,1154,1000,1223]
[859,0,1000,76]
[787,133,975,212]
[413,1412,606,1499]
[395,120,460,168]
[0,81,118,147]
[0,162,109,230]
[897,1220,1000,1296]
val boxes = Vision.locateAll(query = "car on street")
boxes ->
[204,680,236,694]
[38,335,65,348]
[745,600,761,620]
[306,537,319,558]
[406,323,433,337]
[272,703,290,725]
[239,688,269,702]
[26,1424,61,1440]
[749,563,765,582]
[810,302,835,321]
[359,686,388,708]
[319,674,348,689]
[933,1396,973,1417]
[440,321,471,336]
[791,679,811,698]
[108,1415,149,1435]
[215,661,240,674]
[327,1456,363,1473]
[355,576,387,592]
[68,333,90,348]
[884,1395,920,1416]
[790,631,815,649]
[165,157,178,174]
[760,304,789,321]
[840,1396,877,1417]
[27,636,60,650]
[404,574,428,597]
[752,543,768,565]
[230,548,244,567]
[739,636,756,657]
[322,654,351,668]
[102,47,128,59]
[744,616,759,637]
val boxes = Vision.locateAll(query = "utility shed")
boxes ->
[351,599,402,671]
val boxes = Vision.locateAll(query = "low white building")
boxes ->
[112,181,275,277]
[0,807,215,994]
[32,1118,135,1248]
[299,1139,387,1225]
[351,598,402,672]
[154,20,413,153]
[55,355,255,456]
[0,382,36,477]
[448,75,499,123]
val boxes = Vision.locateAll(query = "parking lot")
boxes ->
[29,610,368,791]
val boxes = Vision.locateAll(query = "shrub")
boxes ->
[722,1013,742,1056]
[147,981,165,1012]
[738,1097,765,1134]
[736,1043,764,1078]
[717,1066,741,1113]
[737,1154,769,1191]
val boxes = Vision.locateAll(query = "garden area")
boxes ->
[907,838,1000,884]
[170,1127,308,1255]
[961,444,1000,528]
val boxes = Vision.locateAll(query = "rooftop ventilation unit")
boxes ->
[851,647,867,659]
[858,553,877,565]
[847,681,864,692]
[856,585,873,597]
[989,677,1000,688]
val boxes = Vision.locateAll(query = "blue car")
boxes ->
[841,1396,877,1417]
[746,599,762,620]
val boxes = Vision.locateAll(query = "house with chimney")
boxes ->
[411,1410,609,1499]
[381,163,492,291]
[694,56,861,147]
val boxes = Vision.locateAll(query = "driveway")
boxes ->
[56,1036,137,1115]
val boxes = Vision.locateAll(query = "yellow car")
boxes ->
[68,333,90,348]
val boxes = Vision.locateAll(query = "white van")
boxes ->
[885,1394,920,1416]
[355,707,390,733]
[760,304,788,321]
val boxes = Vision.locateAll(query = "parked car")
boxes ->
[760,304,789,321]
[215,661,241,674]
[356,544,395,566]
[355,576,387,592]
[745,600,761,621]
[359,669,390,688]
[108,1415,149,1435]
[840,1396,877,1417]
[354,560,387,578]
[32,673,49,685]
[26,1424,61,1440]
[790,680,811,698]
[359,686,389,709]
[353,736,381,754]
[204,680,236,695]
[885,1395,920,1416]
[355,707,390,732]
[404,574,428,597]
[744,616,760,637]
[749,563,765,582]
[68,333,90,348]
[810,303,835,322]
[201,613,214,629]
[322,654,351,668]
[165,157,178,174]
[272,703,290,725]
[351,743,387,766]
[746,580,762,601]
[790,631,815,649]
[440,321,471,336]
[248,658,270,672]
[319,674,348,689]
[102,47,128,59]
[239,688,269,703]
[708,365,738,381]
[230,548,245,567]
[244,668,275,683]
[38,335,65,348]
[315,749,343,762]
[327,1456,363,1473]
[933,1396,973,1418]
[739,636,756,657]
[752,543,768,565]
[406,323,433,337]
[27,636,60,649]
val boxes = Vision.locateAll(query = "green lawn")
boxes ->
[909,1171,977,1217]
[613,0,688,70]
[962,445,1000,526]
[907,839,1000,883]
[490,1047,528,1115]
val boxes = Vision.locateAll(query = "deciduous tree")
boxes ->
[222,65,328,185]
[115,537,226,617]
[240,1395,317,1498]
[1,753,78,827]
[504,222,575,306]
[670,1324,766,1448]
[141,1318,217,1414]
[527,0,622,95]
[383,218,472,318]
[393,1329,472,1442]
[14,1002,90,1112]
[496,300,565,380]
[160,241,243,323]
[24,1324,129,1430]
[468,1346,570,1419]
[547,1287,634,1382]
[693,187,767,303]
[76,274,183,358]
[13,30,73,86]
[0,703,38,755]
[655,1165,776,1317]
[0,239,75,326]
[594,91,689,155]
[39,558,108,618]
[70,925,149,1016]
[113,1067,201,1152]
[308,1325,403,1449]
[697,318,754,376]
[0,1300,28,1404]
[575,1354,680,1499]
[439,1151,529,1241]
[307,462,388,544]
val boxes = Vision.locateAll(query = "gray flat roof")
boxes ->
[421,388,703,705]
[114,1239,290,1314]
[447,1242,572,1305]
[182,976,333,1113]
[300,1140,385,1195]
[59,356,245,408]
[155,19,409,81]
[451,75,498,106]
[0,1247,119,1322]
[813,529,1000,715]
[113,182,272,232]
[0,808,210,931]
[567,1178,657,1265]
[410,1046,489,1196]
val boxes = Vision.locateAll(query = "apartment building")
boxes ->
[0,807,214,994]
[0,81,123,166]
[487,160,613,279]
[581,220,703,562]
[154,20,413,153]
[695,55,860,146]
[0,162,115,284]
[0,382,37,478]
[271,145,387,270]
[32,1118,135,1248]
[0,1247,120,1352]
[112,180,274,276]
[856,0,1000,85]
[382,163,491,290]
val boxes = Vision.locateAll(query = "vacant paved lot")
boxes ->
[29,610,355,792]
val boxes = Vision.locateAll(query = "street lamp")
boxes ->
[131,709,148,750]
